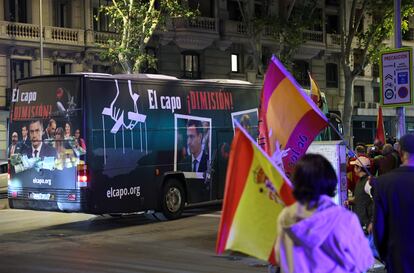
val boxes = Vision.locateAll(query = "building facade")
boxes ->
[0,0,413,159]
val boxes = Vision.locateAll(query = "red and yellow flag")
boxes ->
[375,106,386,145]
[216,126,294,262]
[309,72,323,108]
[258,56,328,175]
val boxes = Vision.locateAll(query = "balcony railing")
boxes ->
[173,17,218,33]
[46,26,84,44]
[92,31,119,46]
[303,30,324,43]
[5,22,40,40]
[0,21,119,47]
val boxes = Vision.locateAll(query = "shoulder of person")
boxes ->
[277,202,298,225]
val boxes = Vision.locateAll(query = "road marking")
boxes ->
[198,213,222,218]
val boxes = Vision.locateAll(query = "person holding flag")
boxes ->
[217,55,334,267]
[275,154,374,273]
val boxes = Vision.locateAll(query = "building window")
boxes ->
[326,15,339,34]
[182,52,200,79]
[93,0,112,32]
[325,0,340,6]
[189,0,214,17]
[231,54,239,73]
[354,85,365,104]
[227,0,243,21]
[54,62,72,75]
[353,50,365,76]
[326,63,338,88]
[5,0,27,23]
[373,86,380,103]
[292,60,309,87]
[93,65,112,74]
[10,59,30,89]
[54,0,71,28]
[312,8,323,31]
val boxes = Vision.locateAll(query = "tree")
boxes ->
[339,0,414,143]
[100,0,197,74]
[235,0,319,77]
[271,0,319,72]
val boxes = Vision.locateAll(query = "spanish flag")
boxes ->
[259,56,328,175]
[309,71,323,109]
[216,125,294,262]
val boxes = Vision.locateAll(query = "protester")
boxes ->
[373,143,401,176]
[346,144,367,194]
[348,157,373,232]
[373,133,414,273]
[275,154,373,273]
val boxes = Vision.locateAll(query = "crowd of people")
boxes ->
[272,133,414,273]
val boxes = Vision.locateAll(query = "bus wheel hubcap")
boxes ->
[166,187,181,213]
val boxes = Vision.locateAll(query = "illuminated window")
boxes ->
[231,54,239,73]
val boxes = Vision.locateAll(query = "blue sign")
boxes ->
[398,72,408,84]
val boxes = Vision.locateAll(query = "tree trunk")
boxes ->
[342,66,355,146]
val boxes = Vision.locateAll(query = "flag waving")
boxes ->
[375,106,386,145]
[309,72,323,109]
[216,125,294,262]
[259,56,328,175]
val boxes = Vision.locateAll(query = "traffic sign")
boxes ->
[380,47,413,107]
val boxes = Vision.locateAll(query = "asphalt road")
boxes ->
[0,204,268,273]
[0,200,386,273]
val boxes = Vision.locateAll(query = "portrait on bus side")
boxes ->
[174,114,211,174]
[231,108,259,139]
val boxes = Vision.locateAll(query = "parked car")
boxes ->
[0,161,8,199]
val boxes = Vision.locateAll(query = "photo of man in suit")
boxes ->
[21,125,31,146]
[24,120,57,159]
[8,132,21,156]
[43,119,57,140]
[185,119,208,173]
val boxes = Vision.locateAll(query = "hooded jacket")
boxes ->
[275,195,374,273]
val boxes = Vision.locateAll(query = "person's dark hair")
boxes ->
[292,154,337,204]
[30,120,43,131]
[399,133,414,154]
[187,119,203,135]
[355,145,366,154]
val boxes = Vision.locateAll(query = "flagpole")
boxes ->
[327,119,373,177]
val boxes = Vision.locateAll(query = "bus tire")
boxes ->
[156,178,185,221]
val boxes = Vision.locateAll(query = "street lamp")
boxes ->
[394,0,406,138]
[40,0,43,75]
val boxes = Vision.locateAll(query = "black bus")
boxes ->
[8,73,261,220]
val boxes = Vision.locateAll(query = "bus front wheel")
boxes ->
[152,179,185,221]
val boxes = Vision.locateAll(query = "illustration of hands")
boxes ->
[102,80,146,133]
